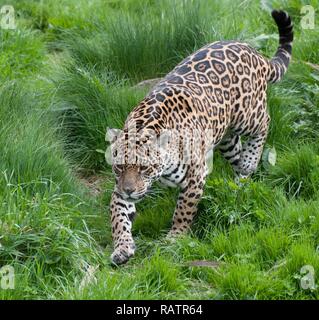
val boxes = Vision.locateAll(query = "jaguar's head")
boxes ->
[107,128,169,202]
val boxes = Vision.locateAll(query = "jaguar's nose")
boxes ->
[123,185,135,196]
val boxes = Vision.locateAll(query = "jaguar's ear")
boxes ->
[106,127,122,144]
[158,130,171,150]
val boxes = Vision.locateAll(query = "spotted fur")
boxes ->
[108,10,293,264]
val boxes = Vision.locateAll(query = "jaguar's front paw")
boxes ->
[164,232,177,244]
[234,173,249,187]
[110,243,135,265]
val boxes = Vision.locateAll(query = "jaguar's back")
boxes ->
[150,40,272,144]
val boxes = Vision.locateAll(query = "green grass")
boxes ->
[0,0,319,299]
[0,29,45,79]
[52,62,147,170]
[60,0,208,81]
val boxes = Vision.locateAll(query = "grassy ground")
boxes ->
[0,0,319,299]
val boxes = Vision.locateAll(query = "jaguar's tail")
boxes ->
[267,10,293,83]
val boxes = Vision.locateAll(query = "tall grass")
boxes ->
[0,81,72,192]
[53,62,147,170]
[0,81,103,298]
[0,29,45,79]
[267,145,319,199]
[63,0,209,81]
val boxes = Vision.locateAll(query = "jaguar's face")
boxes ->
[108,128,166,202]
[112,163,161,201]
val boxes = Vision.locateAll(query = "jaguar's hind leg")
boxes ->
[233,116,270,179]
[218,133,242,171]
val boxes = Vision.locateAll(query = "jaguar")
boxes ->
[107,10,293,265]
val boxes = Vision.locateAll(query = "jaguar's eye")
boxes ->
[113,165,123,175]
[140,165,153,176]
[140,165,148,172]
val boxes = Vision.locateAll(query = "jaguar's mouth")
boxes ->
[116,185,151,202]
[125,195,144,203]
[123,192,146,203]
